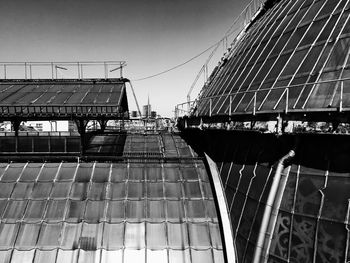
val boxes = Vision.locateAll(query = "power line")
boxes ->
[132,41,221,81]
[132,0,261,82]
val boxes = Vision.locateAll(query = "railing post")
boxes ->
[229,95,232,115]
[80,64,84,79]
[209,98,212,117]
[77,62,81,79]
[29,64,32,79]
[4,65,6,79]
[104,62,108,79]
[253,92,257,115]
[340,80,343,112]
[51,63,54,79]
[24,62,27,79]
[285,87,289,114]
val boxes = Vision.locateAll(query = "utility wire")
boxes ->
[132,0,261,82]
[132,41,221,81]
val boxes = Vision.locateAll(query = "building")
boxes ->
[0,64,228,263]
[177,0,350,262]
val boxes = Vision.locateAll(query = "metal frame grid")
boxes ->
[178,0,350,122]
[0,79,129,121]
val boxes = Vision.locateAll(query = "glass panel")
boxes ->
[110,164,127,182]
[11,182,34,199]
[107,200,125,222]
[15,223,41,249]
[188,223,211,249]
[166,200,185,222]
[31,182,52,199]
[78,250,101,263]
[50,182,72,198]
[191,249,214,263]
[10,250,35,263]
[88,183,107,200]
[147,182,163,199]
[182,166,198,180]
[126,200,145,221]
[56,163,77,181]
[209,223,223,249]
[183,182,202,199]
[0,182,15,198]
[165,182,183,199]
[38,163,59,181]
[316,220,346,263]
[70,182,89,200]
[20,163,42,181]
[56,250,78,263]
[1,163,25,182]
[103,223,124,249]
[186,200,206,221]
[127,182,144,199]
[37,223,63,248]
[146,222,167,249]
[124,222,145,249]
[290,215,316,262]
[164,164,181,181]
[45,200,67,222]
[80,223,103,250]
[66,200,85,222]
[109,182,126,200]
[294,174,324,216]
[124,249,145,263]
[168,249,191,263]
[3,200,27,222]
[167,222,189,249]
[75,163,93,182]
[129,164,144,181]
[100,250,123,263]
[33,250,58,263]
[322,174,350,221]
[145,166,162,181]
[0,223,19,248]
[23,200,47,222]
[92,163,110,183]
[146,200,165,222]
[61,222,82,249]
[146,250,167,263]
[85,200,105,222]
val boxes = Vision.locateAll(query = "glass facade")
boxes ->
[0,133,225,263]
[196,0,350,117]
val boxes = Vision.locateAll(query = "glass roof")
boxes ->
[195,0,350,118]
[0,159,225,263]
[0,80,128,119]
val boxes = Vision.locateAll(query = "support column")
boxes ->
[75,119,88,155]
[98,119,108,132]
[12,120,21,137]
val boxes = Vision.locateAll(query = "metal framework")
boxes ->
[178,0,350,125]
[0,61,127,80]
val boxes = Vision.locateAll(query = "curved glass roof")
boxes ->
[0,133,226,263]
[196,0,350,119]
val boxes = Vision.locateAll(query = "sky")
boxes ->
[0,0,249,117]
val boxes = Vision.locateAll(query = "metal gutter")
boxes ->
[205,153,237,263]
[253,150,295,263]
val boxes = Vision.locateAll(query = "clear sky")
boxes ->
[0,0,249,117]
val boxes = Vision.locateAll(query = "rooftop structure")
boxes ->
[178,0,350,124]
[176,0,350,262]
[0,132,227,263]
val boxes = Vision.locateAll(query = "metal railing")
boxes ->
[187,0,265,106]
[0,61,127,80]
[175,77,350,119]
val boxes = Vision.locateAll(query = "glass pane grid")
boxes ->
[0,159,225,263]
